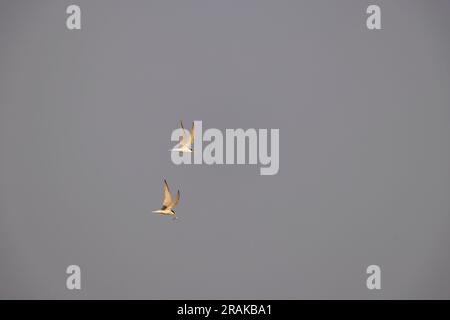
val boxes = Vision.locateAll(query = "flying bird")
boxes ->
[152,180,180,220]
[171,121,194,153]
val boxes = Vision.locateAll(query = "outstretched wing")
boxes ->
[169,190,180,209]
[189,122,195,147]
[162,180,172,207]
[180,121,188,146]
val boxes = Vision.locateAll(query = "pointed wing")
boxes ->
[189,122,195,147]
[169,190,180,209]
[162,180,172,207]
[180,121,188,146]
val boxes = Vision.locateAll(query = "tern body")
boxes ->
[152,180,180,220]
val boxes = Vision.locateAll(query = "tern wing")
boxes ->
[169,190,180,209]
[162,180,172,207]
[189,122,195,147]
[180,121,188,146]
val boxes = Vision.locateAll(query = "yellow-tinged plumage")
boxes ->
[153,180,181,220]
[171,121,194,153]
[190,122,195,147]
[162,179,172,207]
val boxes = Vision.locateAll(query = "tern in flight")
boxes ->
[171,121,194,153]
[152,180,180,220]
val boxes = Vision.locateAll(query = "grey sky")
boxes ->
[0,0,450,299]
